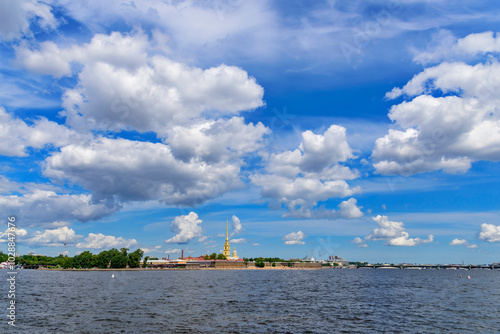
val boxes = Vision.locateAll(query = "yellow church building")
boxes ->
[223,218,239,260]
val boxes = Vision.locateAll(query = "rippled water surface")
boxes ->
[1,269,499,333]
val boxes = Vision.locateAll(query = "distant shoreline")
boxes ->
[40,267,324,271]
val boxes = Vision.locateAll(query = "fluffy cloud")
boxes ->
[449,238,478,248]
[140,246,162,254]
[449,238,468,246]
[252,125,362,219]
[414,31,500,65]
[374,32,500,176]
[229,238,246,244]
[25,32,270,209]
[231,215,243,236]
[0,0,57,41]
[478,223,500,242]
[168,117,270,163]
[288,197,363,220]
[351,236,368,248]
[17,31,264,133]
[266,125,355,176]
[56,0,493,73]
[165,212,203,244]
[164,249,182,254]
[25,227,82,247]
[76,233,137,249]
[13,30,270,215]
[0,227,28,243]
[57,0,277,58]
[44,137,246,206]
[283,231,306,245]
[364,215,434,246]
[16,31,149,77]
[0,107,85,157]
[0,187,118,227]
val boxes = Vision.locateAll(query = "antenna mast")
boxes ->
[63,232,67,256]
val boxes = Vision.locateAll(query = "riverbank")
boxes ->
[41,266,324,271]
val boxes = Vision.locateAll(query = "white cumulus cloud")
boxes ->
[76,233,137,249]
[283,231,306,245]
[449,238,478,249]
[140,246,162,254]
[374,32,500,176]
[11,31,270,219]
[168,117,270,163]
[414,30,500,65]
[229,238,246,244]
[43,137,244,206]
[364,215,434,247]
[449,238,468,246]
[478,223,500,242]
[0,187,118,227]
[164,249,182,254]
[0,0,58,41]
[17,31,264,133]
[0,227,28,243]
[252,125,362,219]
[231,215,243,236]
[165,212,203,244]
[351,236,368,248]
[0,107,86,157]
[25,227,82,247]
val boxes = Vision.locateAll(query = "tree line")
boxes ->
[7,248,145,269]
[203,253,231,260]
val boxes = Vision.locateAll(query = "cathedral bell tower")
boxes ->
[223,218,231,259]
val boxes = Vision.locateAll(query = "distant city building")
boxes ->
[327,255,349,266]
[302,249,316,262]
[302,255,316,262]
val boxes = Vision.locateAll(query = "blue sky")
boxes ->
[1,0,500,264]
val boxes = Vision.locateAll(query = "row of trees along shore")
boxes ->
[1,250,323,269]
[2,248,145,269]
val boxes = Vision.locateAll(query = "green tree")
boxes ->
[91,255,99,268]
[120,248,129,257]
[128,249,144,268]
[217,253,227,260]
[76,251,93,268]
[96,250,110,268]
[209,253,217,260]
[71,254,81,268]
[255,260,265,268]
[110,254,128,268]
[108,248,121,260]
[60,257,73,269]
[0,251,8,263]
[143,256,150,268]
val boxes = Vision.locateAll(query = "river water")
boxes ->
[1,268,499,333]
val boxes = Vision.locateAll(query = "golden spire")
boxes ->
[223,217,231,259]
